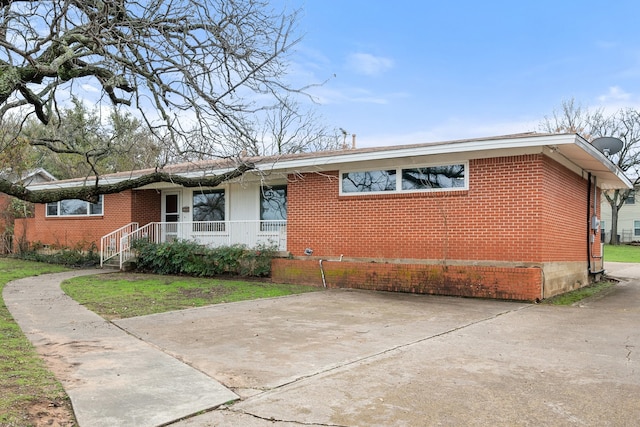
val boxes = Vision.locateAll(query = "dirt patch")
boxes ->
[178,286,232,299]
[25,399,76,427]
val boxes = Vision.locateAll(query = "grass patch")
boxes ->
[0,258,73,426]
[603,244,640,263]
[61,272,321,320]
[544,281,616,306]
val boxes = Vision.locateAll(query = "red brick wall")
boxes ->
[279,154,595,300]
[131,189,161,225]
[17,191,133,249]
[0,194,10,234]
[272,259,543,301]
[540,156,591,262]
[14,189,160,250]
[287,155,591,264]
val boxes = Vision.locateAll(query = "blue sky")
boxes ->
[285,1,640,147]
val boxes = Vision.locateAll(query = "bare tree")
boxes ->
[242,96,343,156]
[540,98,596,137]
[0,0,302,202]
[541,99,640,244]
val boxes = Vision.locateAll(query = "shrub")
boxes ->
[16,248,100,267]
[132,240,277,277]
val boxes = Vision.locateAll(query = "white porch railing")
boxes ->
[109,220,287,270]
[100,222,138,267]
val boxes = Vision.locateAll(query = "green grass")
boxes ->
[603,244,640,263]
[61,272,320,319]
[0,258,72,426]
[544,281,616,305]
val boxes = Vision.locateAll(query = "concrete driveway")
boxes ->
[113,262,640,426]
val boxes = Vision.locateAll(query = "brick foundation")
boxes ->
[272,258,543,301]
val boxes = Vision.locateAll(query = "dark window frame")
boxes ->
[192,189,226,231]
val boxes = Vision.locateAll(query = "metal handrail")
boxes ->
[100,222,138,267]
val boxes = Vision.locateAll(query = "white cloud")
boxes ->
[597,86,631,103]
[81,83,100,93]
[306,84,391,106]
[346,53,394,76]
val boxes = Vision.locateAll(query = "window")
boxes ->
[260,185,287,221]
[46,196,103,217]
[193,190,225,221]
[626,191,635,204]
[341,170,397,193]
[340,163,466,195]
[401,165,465,190]
[635,220,640,237]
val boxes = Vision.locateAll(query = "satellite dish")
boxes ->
[592,137,623,156]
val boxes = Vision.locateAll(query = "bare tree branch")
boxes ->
[0,0,304,201]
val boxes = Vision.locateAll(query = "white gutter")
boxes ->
[26,134,632,191]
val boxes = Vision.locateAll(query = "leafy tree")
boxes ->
[541,99,640,244]
[0,0,304,203]
[23,98,163,179]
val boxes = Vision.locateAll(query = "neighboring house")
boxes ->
[0,168,56,252]
[15,133,631,301]
[600,188,640,243]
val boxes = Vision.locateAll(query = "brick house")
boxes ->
[1,168,56,253]
[15,133,631,301]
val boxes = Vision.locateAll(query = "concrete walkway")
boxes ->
[3,270,238,427]
[4,264,640,426]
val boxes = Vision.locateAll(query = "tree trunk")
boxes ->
[610,202,620,245]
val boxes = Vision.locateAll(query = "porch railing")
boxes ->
[100,222,138,267]
[112,220,287,269]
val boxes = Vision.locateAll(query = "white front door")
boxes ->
[162,192,180,241]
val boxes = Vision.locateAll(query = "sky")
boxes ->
[282,0,640,148]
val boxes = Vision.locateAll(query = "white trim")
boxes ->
[25,134,632,191]
[45,196,104,217]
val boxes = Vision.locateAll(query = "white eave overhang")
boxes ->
[26,133,632,192]
[268,133,632,190]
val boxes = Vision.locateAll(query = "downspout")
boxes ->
[587,173,592,274]
[319,260,326,288]
[318,255,343,288]
[587,173,605,275]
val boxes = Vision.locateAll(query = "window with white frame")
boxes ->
[342,170,397,193]
[634,220,640,237]
[46,196,103,217]
[340,163,466,195]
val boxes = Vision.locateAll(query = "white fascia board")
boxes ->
[28,134,631,191]
[263,134,575,172]
[565,136,633,189]
[24,135,572,190]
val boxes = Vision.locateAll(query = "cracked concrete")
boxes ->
[122,262,640,426]
[5,262,640,426]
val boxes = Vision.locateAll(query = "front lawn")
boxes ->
[62,273,320,320]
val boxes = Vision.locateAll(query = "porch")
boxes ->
[101,220,287,269]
